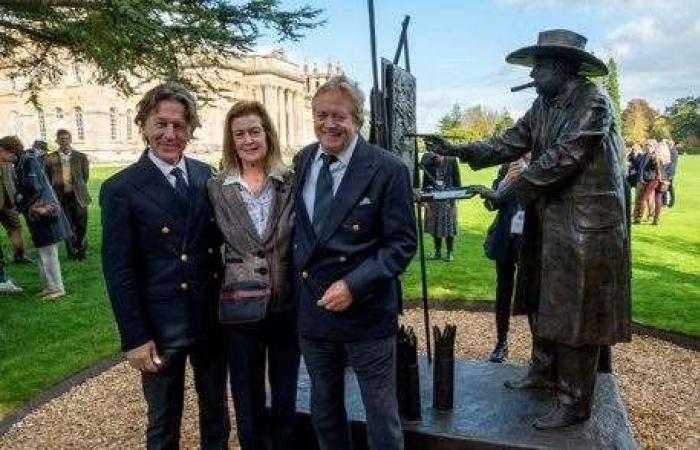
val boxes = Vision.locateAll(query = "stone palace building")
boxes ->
[0,49,341,164]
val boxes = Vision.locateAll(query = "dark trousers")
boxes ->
[141,343,230,450]
[225,311,300,450]
[494,258,517,343]
[432,236,454,253]
[58,191,87,258]
[300,336,403,450]
[526,337,600,418]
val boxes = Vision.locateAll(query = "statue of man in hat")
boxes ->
[425,29,631,429]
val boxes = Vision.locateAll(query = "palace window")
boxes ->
[55,107,63,120]
[110,108,117,141]
[126,109,133,140]
[74,107,84,140]
[38,109,46,140]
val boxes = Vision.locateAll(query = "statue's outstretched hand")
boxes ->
[423,135,456,156]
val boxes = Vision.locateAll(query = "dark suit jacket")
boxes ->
[292,138,417,342]
[44,150,91,208]
[100,151,222,351]
[483,164,522,264]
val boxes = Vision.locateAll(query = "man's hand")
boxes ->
[125,340,162,373]
[422,135,456,156]
[317,280,354,312]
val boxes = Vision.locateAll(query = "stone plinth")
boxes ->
[289,358,636,450]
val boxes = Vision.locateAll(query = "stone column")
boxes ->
[277,87,286,151]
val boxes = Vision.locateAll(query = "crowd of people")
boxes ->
[627,138,679,225]
[0,130,91,299]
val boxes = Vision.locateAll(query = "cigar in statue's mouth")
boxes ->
[511,81,536,92]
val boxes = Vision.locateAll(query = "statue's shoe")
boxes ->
[533,405,589,430]
[504,375,555,390]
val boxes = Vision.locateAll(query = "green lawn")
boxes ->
[0,157,698,419]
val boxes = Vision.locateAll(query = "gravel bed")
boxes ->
[1,309,698,449]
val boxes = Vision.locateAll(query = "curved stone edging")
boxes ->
[403,299,700,352]
[0,354,124,436]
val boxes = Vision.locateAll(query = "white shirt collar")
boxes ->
[59,149,72,158]
[315,134,358,167]
[222,167,286,187]
[148,149,188,179]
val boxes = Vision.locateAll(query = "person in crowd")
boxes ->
[664,139,679,207]
[207,100,298,450]
[631,142,652,220]
[635,139,670,225]
[100,82,229,450]
[44,129,91,259]
[292,75,417,450]
[0,136,71,300]
[28,139,48,161]
[0,160,32,263]
[483,159,526,363]
[425,29,631,429]
[421,151,460,261]
[0,138,26,293]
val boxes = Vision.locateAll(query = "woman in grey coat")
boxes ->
[0,136,72,300]
[207,101,297,450]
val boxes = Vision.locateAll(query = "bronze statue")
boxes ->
[425,29,631,429]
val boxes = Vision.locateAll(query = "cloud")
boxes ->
[417,64,536,132]
[496,0,700,111]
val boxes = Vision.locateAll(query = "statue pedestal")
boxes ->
[290,357,636,450]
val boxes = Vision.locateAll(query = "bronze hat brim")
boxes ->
[506,45,609,77]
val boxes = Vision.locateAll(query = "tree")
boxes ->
[650,116,672,140]
[0,0,323,103]
[665,96,700,147]
[437,103,462,133]
[436,103,513,143]
[621,98,658,144]
[603,58,622,132]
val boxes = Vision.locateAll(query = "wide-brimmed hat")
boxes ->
[506,29,608,77]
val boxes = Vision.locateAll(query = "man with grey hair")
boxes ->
[100,81,229,449]
[292,75,417,450]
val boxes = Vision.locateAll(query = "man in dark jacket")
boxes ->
[100,82,229,449]
[44,129,91,259]
[483,162,525,363]
[426,30,631,429]
[293,75,417,450]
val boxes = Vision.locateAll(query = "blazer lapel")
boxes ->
[294,145,318,241]
[262,173,292,245]
[317,139,379,244]
[221,180,261,244]
[132,150,189,221]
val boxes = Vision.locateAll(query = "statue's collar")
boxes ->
[542,78,583,109]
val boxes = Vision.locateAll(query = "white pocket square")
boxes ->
[359,197,373,206]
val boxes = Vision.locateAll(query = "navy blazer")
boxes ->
[483,164,522,264]
[292,138,417,342]
[100,151,222,351]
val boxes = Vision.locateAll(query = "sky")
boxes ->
[260,0,700,132]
